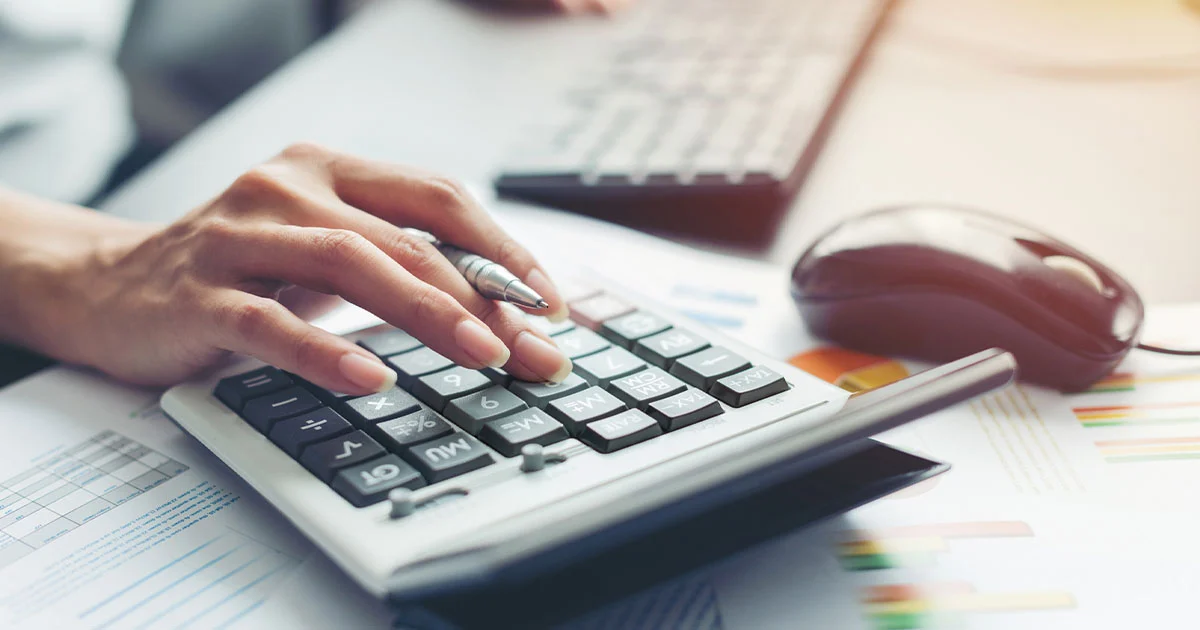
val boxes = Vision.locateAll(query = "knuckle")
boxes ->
[227,300,280,340]
[492,235,531,269]
[290,330,328,369]
[229,164,295,203]
[388,233,440,277]
[310,228,372,269]
[279,141,331,163]
[424,176,472,214]
[408,286,453,326]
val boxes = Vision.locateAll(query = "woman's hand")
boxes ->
[1,144,574,395]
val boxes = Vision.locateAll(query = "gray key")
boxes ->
[599,311,672,348]
[412,367,493,412]
[371,407,454,450]
[574,347,647,386]
[444,386,528,435]
[481,366,512,387]
[634,328,710,368]
[552,328,611,359]
[647,388,724,431]
[358,329,421,357]
[343,387,420,426]
[546,386,627,435]
[711,366,789,407]
[669,346,751,390]
[478,408,570,457]
[386,347,453,387]
[579,409,663,453]
[608,367,687,409]
[401,433,493,483]
[509,373,589,408]
[331,455,425,507]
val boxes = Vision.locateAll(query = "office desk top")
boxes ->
[102,0,1200,303]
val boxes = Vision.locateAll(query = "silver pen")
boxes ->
[404,229,548,309]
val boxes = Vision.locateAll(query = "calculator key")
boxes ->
[599,311,672,348]
[412,367,494,412]
[574,347,647,386]
[528,316,577,337]
[358,328,422,357]
[269,407,353,457]
[331,455,425,508]
[509,373,590,408]
[647,389,724,431]
[552,328,611,360]
[634,329,711,368]
[371,408,454,450]
[481,366,513,387]
[300,431,387,482]
[214,367,292,411]
[570,293,635,330]
[711,366,789,407]
[579,410,663,453]
[343,387,421,426]
[242,387,321,433]
[546,387,627,435]
[669,346,752,390]
[402,433,494,482]
[444,386,528,435]
[479,408,570,457]
[290,374,356,405]
[386,347,454,387]
[607,367,687,409]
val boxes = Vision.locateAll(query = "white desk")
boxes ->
[102,0,1200,303]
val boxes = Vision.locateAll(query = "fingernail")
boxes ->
[456,319,510,368]
[525,268,569,323]
[339,352,397,393]
[513,331,573,383]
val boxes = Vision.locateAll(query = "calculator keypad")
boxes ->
[212,289,792,508]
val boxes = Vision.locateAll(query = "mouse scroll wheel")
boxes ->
[1042,255,1108,294]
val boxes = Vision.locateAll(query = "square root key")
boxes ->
[300,431,387,483]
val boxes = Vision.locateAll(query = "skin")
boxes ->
[0,143,578,396]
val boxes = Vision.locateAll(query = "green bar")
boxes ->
[871,612,927,630]
[1084,418,1200,428]
[841,554,899,571]
[1085,385,1135,393]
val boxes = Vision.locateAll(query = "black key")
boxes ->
[214,367,292,411]
[552,328,611,360]
[574,347,647,386]
[479,408,569,457]
[342,387,421,426]
[481,366,513,387]
[386,347,453,387]
[546,387,627,435]
[300,431,387,482]
[528,316,576,337]
[443,386,528,435]
[290,374,356,406]
[371,407,454,450]
[634,329,711,368]
[607,367,687,409]
[669,346,752,390]
[412,367,493,412]
[579,410,663,453]
[599,311,672,348]
[509,373,589,408]
[358,328,421,357]
[401,433,494,482]
[269,407,353,458]
[711,366,789,407]
[242,387,321,433]
[647,389,724,431]
[331,455,425,508]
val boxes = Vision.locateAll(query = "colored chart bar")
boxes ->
[1085,372,1200,393]
[838,522,1033,571]
[1096,436,1200,463]
[788,347,909,393]
[863,582,1074,630]
[1074,401,1200,427]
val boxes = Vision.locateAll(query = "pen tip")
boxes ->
[535,299,550,309]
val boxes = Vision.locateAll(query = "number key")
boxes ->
[600,311,672,348]
[357,328,421,357]
[411,367,493,412]
[552,328,611,360]
[574,347,647,386]
[385,347,454,387]
[443,386,528,435]
[508,373,589,408]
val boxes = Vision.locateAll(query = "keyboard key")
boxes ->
[481,366,513,387]
[358,328,422,357]
[570,293,634,330]
[579,410,663,453]
[553,328,611,359]
[647,389,724,431]
[509,373,589,408]
[444,386,528,435]
[290,374,356,405]
[608,367,687,409]
[528,316,577,337]
[401,433,494,483]
[386,347,454,387]
[214,367,292,411]
[711,366,789,407]
[479,408,570,457]
[669,346,751,390]
[331,455,425,508]
[371,408,454,450]
[600,311,672,348]
[634,329,710,368]
[342,387,421,426]
[574,347,647,386]
[269,407,353,458]
[300,431,387,482]
[242,387,321,433]
[546,387,627,435]
[412,367,493,412]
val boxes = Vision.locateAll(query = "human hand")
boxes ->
[12,144,573,395]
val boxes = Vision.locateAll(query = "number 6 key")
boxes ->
[443,386,528,435]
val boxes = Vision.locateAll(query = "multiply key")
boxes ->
[241,387,321,433]
[647,388,724,431]
[479,408,569,457]
[608,367,687,409]
[711,366,789,407]
[343,387,420,426]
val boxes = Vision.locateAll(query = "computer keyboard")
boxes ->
[495,0,895,244]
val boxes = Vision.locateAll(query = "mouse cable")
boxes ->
[1137,343,1200,357]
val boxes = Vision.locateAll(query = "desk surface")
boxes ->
[102,0,1200,303]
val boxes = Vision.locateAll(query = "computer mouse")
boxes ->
[790,205,1144,392]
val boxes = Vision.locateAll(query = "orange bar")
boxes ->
[865,582,975,603]
[1095,436,1200,447]
[1075,401,1200,414]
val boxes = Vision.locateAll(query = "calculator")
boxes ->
[160,278,1015,625]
